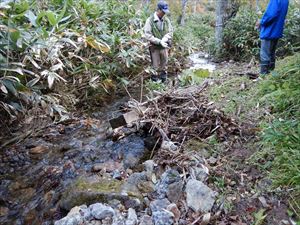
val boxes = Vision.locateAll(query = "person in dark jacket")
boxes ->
[256,0,289,74]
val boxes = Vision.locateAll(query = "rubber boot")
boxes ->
[269,62,275,71]
[151,75,159,82]
[159,71,167,83]
[260,61,270,75]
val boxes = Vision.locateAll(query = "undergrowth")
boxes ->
[254,54,300,217]
[207,54,300,218]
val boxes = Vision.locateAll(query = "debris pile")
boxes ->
[120,83,243,146]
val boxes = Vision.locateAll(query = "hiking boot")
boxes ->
[159,71,167,83]
[151,75,159,82]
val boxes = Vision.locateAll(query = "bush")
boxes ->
[0,0,147,124]
[219,3,300,61]
[253,53,300,215]
[222,8,259,60]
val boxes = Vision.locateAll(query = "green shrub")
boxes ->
[253,53,300,214]
[219,3,300,61]
[222,8,260,60]
[0,0,146,122]
[259,53,300,117]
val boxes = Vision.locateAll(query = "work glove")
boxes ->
[160,41,168,48]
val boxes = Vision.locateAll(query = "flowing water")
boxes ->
[188,52,216,72]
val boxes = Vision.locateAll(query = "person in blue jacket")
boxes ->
[256,0,289,74]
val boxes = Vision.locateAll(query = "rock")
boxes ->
[29,145,48,154]
[102,216,114,225]
[54,205,91,225]
[139,215,153,225]
[155,169,182,202]
[121,172,147,198]
[89,203,115,220]
[143,160,156,181]
[160,141,177,151]
[112,210,126,225]
[92,161,123,173]
[87,220,102,225]
[190,166,209,182]
[185,179,216,212]
[125,208,138,225]
[59,176,130,211]
[150,199,170,213]
[109,110,140,129]
[167,203,180,223]
[137,181,155,193]
[113,170,122,180]
[124,198,142,210]
[207,157,217,165]
[143,160,155,173]
[166,181,183,203]
[0,206,9,217]
[152,211,174,225]
[54,214,83,225]
[68,205,92,221]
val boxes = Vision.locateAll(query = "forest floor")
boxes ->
[0,56,296,225]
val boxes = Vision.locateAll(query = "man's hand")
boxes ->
[255,19,261,30]
[160,41,168,48]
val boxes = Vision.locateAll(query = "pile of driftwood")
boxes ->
[110,82,243,152]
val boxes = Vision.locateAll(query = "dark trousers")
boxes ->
[260,39,279,74]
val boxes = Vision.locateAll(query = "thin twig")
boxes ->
[140,73,143,103]
[150,137,160,159]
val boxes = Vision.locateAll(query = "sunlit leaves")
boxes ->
[41,70,66,89]
[86,36,110,53]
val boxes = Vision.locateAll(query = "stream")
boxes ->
[0,52,215,225]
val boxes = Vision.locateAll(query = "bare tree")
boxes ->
[215,0,228,54]
[179,0,188,25]
[193,0,200,14]
[256,0,262,14]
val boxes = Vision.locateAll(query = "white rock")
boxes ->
[89,203,115,220]
[54,214,83,225]
[185,179,216,212]
[125,208,138,225]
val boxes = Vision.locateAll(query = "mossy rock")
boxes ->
[59,176,129,211]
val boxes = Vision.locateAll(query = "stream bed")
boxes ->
[0,52,216,225]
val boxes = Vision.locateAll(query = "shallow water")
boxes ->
[0,96,150,225]
[188,52,216,72]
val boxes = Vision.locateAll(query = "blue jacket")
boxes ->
[260,0,289,40]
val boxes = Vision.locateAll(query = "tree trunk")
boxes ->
[256,0,261,14]
[180,0,188,26]
[215,0,228,56]
[193,0,199,14]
